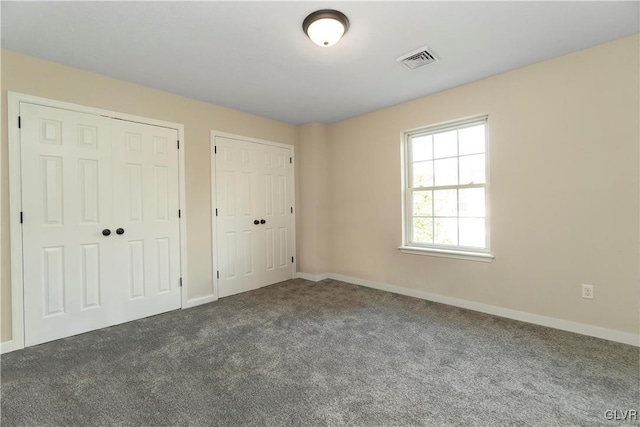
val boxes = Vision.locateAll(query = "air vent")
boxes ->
[397,46,438,70]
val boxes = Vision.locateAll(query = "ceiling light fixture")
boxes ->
[302,9,350,48]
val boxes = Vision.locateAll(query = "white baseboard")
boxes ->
[304,272,639,347]
[0,296,218,354]
[1,339,19,354]
[295,272,330,282]
[185,294,218,308]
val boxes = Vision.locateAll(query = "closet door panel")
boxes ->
[259,145,293,286]
[216,137,262,297]
[20,103,115,346]
[111,120,181,321]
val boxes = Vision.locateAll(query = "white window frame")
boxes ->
[399,115,494,262]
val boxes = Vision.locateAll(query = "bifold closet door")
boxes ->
[20,103,182,347]
[215,136,293,298]
[21,103,115,346]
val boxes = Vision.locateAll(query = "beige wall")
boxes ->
[327,35,640,334]
[1,49,298,342]
[296,122,330,275]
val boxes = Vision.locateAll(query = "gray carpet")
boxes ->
[1,279,638,426]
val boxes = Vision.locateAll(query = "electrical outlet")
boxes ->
[582,284,594,299]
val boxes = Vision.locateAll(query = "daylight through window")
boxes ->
[404,116,488,253]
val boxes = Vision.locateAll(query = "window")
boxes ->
[400,116,493,262]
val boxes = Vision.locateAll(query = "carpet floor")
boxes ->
[1,279,638,426]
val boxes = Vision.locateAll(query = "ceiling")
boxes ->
[2,1,638,125]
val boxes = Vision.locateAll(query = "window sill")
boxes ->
[398,246,494,263]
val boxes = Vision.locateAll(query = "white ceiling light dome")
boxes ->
[303,10,350,47]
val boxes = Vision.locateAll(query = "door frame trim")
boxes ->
[6,92,188,353]
[210,131,297,300]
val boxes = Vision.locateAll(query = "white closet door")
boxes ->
[259,144,293,286]
[216,137,262,297]
[21,103,115,346]
[21,104,182,347]
[215,136,293,298]
[111,120,182,321]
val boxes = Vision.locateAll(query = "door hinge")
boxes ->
[179,277,183,287]
[217,271,220,279]
[214,146,217,154]
[215,208,218,216]
[20,211,23,224]
[18,116,21,129]
[177,140,180,149]
[178,209,181,218]
[291,256,294,263]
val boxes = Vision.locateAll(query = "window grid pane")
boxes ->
[413,191,433,216]
[412,135,433,162]
[412,217,434,244]
[434,217,458,245]
[433,130,458,159]
[412,160,434,187]
[459,124,486,155]
[434,158,458,186]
